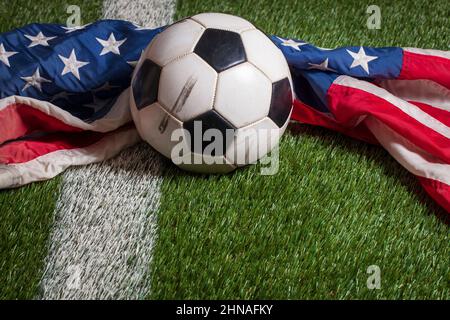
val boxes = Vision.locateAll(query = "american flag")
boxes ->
[0,20,448,213]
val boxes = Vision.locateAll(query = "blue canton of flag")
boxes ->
[271,36,403,113]
[0,20,162,121]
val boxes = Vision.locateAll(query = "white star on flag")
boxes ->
[24,32,56,48]
[346,47,378,74]
[96,33,127,56]
[58,49,89,80]
[20,67,51,92]
[0,43,18,67]
[277,36,307,51]
[308,58,336,72]
[62,24,91,33]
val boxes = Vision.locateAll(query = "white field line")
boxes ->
[103,0,175,27]
[39,0,175,299]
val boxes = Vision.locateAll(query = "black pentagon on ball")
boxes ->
[132,59,161,110]
[183,110,236,156]
[194,29,246,72]
[268,78,293,128]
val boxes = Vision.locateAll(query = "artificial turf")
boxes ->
[0,0,448,300]
[0,180,60,299]
[149,0,450,299]
[0,0,103,299]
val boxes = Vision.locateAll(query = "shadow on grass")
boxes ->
[287,123,449,224]
[143,122,449,224]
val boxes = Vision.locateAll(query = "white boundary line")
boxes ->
[39,0,175,299]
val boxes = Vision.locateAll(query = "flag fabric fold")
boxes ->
[272,36,450,212]
[0,20,448,212]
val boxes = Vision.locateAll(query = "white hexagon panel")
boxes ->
[226,117,282,166]
[214,62,272,128]
[241,29,292,83]
[158,53,217,122]
[146,18,205,66]
[133,102,183,159]
[190,12,255,33]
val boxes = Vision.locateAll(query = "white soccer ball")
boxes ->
[130,12,293,173]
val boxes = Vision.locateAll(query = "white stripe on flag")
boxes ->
[0,90,132,133]
[0,126,139,189]
[366,117,450,186]
[377,79,450,112]
[403,47,450,60]
[39,0,175,299]
[334,75,450,138]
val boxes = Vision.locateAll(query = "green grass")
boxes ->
[0,0,102,299]
[150,0,450,299]
[0,0,102,32]
[0,180,61,299]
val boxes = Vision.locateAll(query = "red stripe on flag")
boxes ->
[399,51,450,90]
[0,103,83,144]
[0,131,105,164]
[291,99,378,144]
[327,83,450,163]
[407,101,450,127]
[418,176,450,213]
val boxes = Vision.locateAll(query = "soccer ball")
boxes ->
[130,12,293,173]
